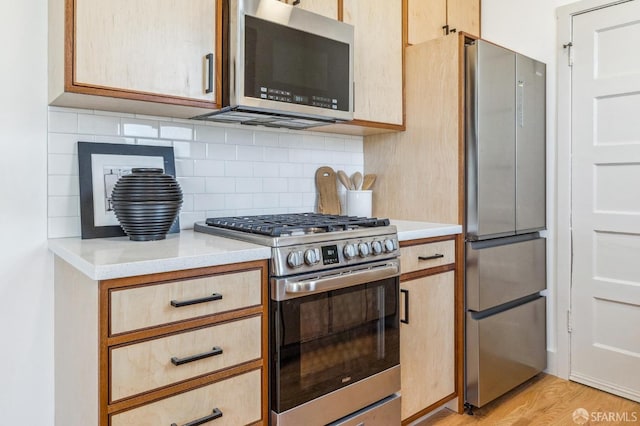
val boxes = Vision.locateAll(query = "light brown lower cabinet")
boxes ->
[54,257,269,426]
[399,236,463,423]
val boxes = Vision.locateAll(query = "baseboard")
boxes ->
[570,372,640,403]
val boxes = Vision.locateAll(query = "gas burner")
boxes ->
[204,213,390,237]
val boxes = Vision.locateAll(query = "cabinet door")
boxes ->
[281,0,339,19]
[408,0,480,45]
[447,0,480,38]
[343,0,403,126]
[407,0,447,45]
[400,271,455,420]
[74,0,217,101]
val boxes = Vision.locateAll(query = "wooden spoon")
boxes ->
[337,170,352,190]
[351,171,363,190]
[362,174,377,190]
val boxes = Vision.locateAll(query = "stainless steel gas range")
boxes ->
[195,213,401,426]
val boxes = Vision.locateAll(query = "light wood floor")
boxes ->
[415,374,640,425]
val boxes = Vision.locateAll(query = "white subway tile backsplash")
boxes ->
[205,177,236,193]
[47,107,363,237]
[48,133,91,154]
[177,177,206,194]
[48,196,80,217]
[194,124,225,143]
[236,177,263,193]
[325,137,346,151]
[48,154,77,175]
[122,118,159,138]
[207,143,236,160]
[194,160,225,177]
[237,145,264,162]
[225,193,253,209]
[179,211,206,228]
[253,130,279,147]
[175,159,194,177]
[252,162,279,178]
[160,122,193,140]
[288,178,314,193]
[225,161,253,177]
[49,110,78,133]
[279,193,303,208]
[226,128,254,145]
[279,163,304,178]
[262,177,289,193]
[252,193,280,209]
[78,113,121,135]
[48,175,79,196]
[265,147,290,162]
[48,216,81,239]
[194,193,226,211]
[279,133,303,148]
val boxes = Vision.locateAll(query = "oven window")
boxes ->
[244,15,350,111]
[271,277,399,413]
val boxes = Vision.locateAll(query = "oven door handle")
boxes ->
[284,263,400,295]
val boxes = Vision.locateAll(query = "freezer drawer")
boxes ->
[466,296,547,408]
[466,234,546,312]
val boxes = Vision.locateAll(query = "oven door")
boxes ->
[271,260,400,415]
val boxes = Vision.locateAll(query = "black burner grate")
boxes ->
[204,213,390,237]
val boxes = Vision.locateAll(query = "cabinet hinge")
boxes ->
[567,310,572,333]
[563,42,574,67]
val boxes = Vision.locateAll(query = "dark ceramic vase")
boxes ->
[111,168,183,241]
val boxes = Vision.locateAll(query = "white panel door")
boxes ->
[571,0,640,402]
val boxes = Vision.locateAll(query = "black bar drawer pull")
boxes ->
[171,346,223,366]
[400,289,409,324]
[170,293,222,308]
[418,253,444,261]
[171,408,223,426]
[205,53,214,94]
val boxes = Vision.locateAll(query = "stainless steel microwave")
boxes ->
[194,0,354,129]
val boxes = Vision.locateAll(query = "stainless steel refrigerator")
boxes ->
[464,39,547,409]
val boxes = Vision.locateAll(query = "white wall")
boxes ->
[481,0,576,376]
[0,1,52,424]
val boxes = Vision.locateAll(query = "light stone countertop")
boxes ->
[48,221,461,281]
[391,219,462,241]
[48,230,271,281]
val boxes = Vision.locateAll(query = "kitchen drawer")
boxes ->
[110,269,262,334]
[110,368,263,426]
[400,240,455,274]
[111,316,262,401]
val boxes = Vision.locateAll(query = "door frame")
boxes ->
[555,0,633,380]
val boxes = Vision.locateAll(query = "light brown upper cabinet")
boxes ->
[408,0,480,45]
[279,0,339,19]
[343,0,404,129]
[49,0,220,118]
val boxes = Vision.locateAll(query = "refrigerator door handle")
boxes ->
[517,80,525,127]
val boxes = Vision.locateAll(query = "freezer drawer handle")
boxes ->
[171,346,223,366]
[170,293,223,308]
[171,408,223,426]
[400,289,409,324]
[418,254,444,261]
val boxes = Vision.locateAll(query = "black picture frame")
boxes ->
[78,142,180,239]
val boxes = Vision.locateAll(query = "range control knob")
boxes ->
[287,251,304,268]
[304,249,320,265]
[371,240,383,255]
[384,239,396,253]
[343,243,357,260]
[358,242,370,257]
